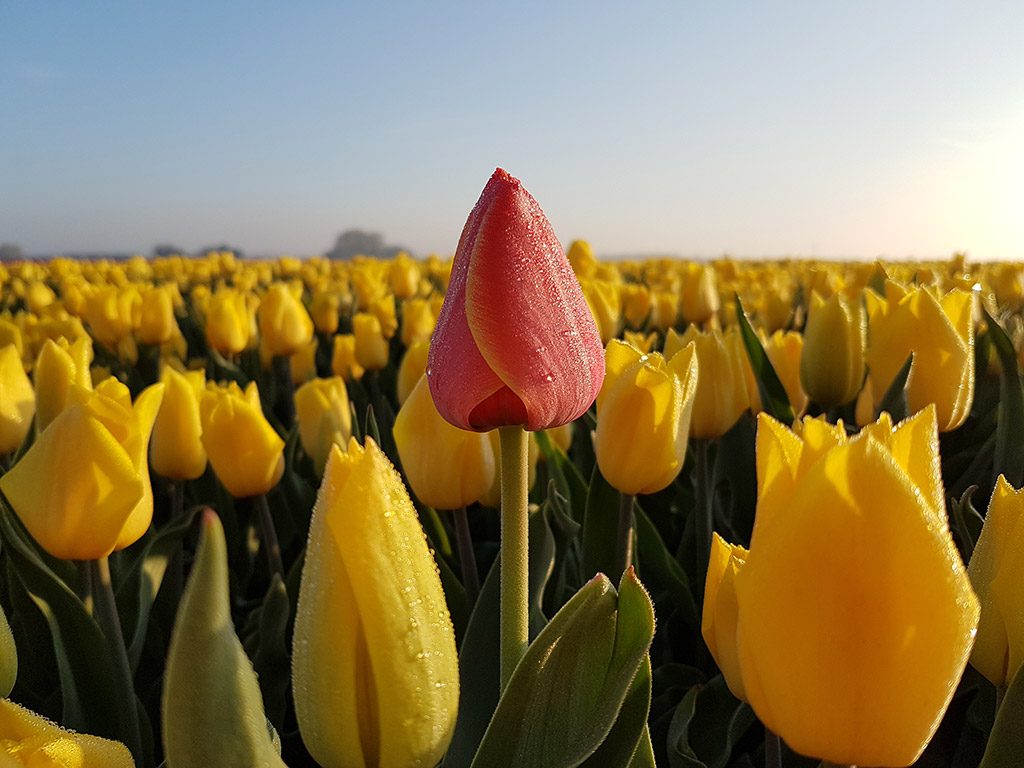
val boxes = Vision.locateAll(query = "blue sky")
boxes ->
[2,1,1023,259]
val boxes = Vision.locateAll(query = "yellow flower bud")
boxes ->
[32,337,93,433]
[735,407,979,766]
[622,330,657,354]
[353,312,389,371]
[0,698,135,767]
[400,298,436,348]
[651,291,679,331]
[25,280,56,314]
[667,327,747,439]
[621,284,652,329]
[679,263,720,325]
[200,382,284,497]
[800,291,865,408]
[258,282,314,357]
[294,376,352,475]
[83,285,140,348]
[136,285,178,346]
[289,337,318,385]
[396,339,429,405]
[595,340,698,495]
[0,381,164,560]
[369,295,398,339]
[0,345,35,455]
[582,280,622,344]
[388,253,421,299]
[150,367,207,481]
[309,289,341,335]
[702,533,747,701]
[205,288,251,356]
[393,376,495,509]
[566,239,597,279]
[292,438,459,767]
[968,475,1024,687]
[331,333,365,382]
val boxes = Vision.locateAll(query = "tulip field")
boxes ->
[3,170,1024,767]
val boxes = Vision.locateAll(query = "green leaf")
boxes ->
[635,505,697,630]
[950,486,985,563]
[875,353,913,423]
[667,676,756,768]
[983,308,1024,488]
[579,655,653,768]
[734,295,794,424]
[979,667,1024,767]
[582,464,622,580]
[535,428,590,523]
[469,569,655,768]
[248,575,291,731]
[627,726,657,768]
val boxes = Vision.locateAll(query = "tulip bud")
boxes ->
[205,288,251,356]
[294,376,352,474]
[968,475,1024,687]
[679,263,720,325]
[331,333,365,382]
[0,380,164,560]
[0,603,16,698]
[290,337,318,385]
[652,291,679,331]
[34,337,93,433]
[394,376,495,509]
[621,284,652,329]
[137,285,178,346]
[353,312,390,372]
[163,511,286,768]
[292,438,459,767]
[389,252,421,299]
[200,382,284,498]
[702,533,747,701]
[428,169,604,432]
[566,239,597,278]
[258,282,314,357]
[310,289,341,335]
[400,297,436,348]
[581,279,623,345]
[396,339,429,405]
[0,699,136,767]
[84,285,140,348]
[0,345,34,455]
[369,295,398,339]
[595,340,698,495]
[800,291,865,408]
[666,327,747,439]
[150,367,207,481]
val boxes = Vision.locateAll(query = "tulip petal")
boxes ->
[0,699,136,767]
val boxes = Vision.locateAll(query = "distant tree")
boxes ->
[328,229,407,260]
[0,243,23,261]
[153,244,186,257]
[200,244,245,259]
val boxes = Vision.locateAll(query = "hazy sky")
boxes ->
[2,2,1023,259]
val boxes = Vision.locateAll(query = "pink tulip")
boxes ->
[428,168,605,431]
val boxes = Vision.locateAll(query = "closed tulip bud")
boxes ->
[137,285,178,345]
[292,438,459,768]
[25,280,56,314]
[200,381,284,497]
[581,279,623,345]
[666,327,747,439]
[679,263,720,325]
[401,297,436,348]
[0,380,164,560]
[800,291,865,408]
[621,284,653,329]
[865,281,974,431]
[702,533,747,701]
[394,375,496,509]
[294,376,352,474]
[205,288,251,356]
[396,338,429,405]
[428,169,604,432]
[331,333,365,382]
[765,329,807,415]
[389,252,421,299]
[0,318,24,362]
[163,511,286,768]
[622,330,657,354]
[369,295,398,339]
[258,282,314,357]
[352,312,390,371]
[566,239,598,279]
[652,290,679,331]
[735,407,979,766]
[290,337,318,384]
[0,699,135,767]
[1,603,16,698]
[84,285,140,348]
[595,340,698,495]
[968,475,1024,687]
[150,367,207,481]
[309,289,341,335]
[0,345,34,455]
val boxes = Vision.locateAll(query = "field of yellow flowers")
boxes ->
[2,170,1024,767]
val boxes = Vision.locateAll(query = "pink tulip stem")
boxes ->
[453,505,481,603]
[499,425,530,690]
[255,493,284,580]
[694,439,713,607]
[616,492,636,575]
[765,729,782,768]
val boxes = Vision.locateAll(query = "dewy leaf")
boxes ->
[984,308,1024,488]
[979,666,1024,768]
[469,569,655,768]
[579,655,653,768]
[734,295,794,424]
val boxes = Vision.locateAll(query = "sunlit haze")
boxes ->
[2,2,1023,260]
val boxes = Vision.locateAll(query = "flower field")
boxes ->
[2,171,1024,767]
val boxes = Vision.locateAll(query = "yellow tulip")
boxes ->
[369,295,398,339]
[258,282,314,356]
[292,438,459,768]
[0,699,135,767]
[352,312,389,371]
[393,375,495,509]
[679,263,720,325]
[764,330,807,416]
[581,280,622,344]
[651,291,679,331]
[1,603,16,698]
[666,327,747,439]
[0,345,34,455]
[205,288,251,356]
[702,533,747,701]
[289,337,318,385]
[294,376,352,475]
[595,340,698,495]
[388,253,421,299]
[150,367,207,481]
[83,285,140,348]
[136,285,177,346]
[566,239,598,279]
[968,475,1024,687]
[200,381,284,497]
[400,298,436,348]
[800,291,865,408]
[0,380,164,560]
[865,281,974,431]
[331,334,365,382]
[621,284,653,329]
[34,338,93,433]
[735,407,979,766]
[622,330,657,354]
[396,339,429,405]
[25,280,56,314]
[309,289,341,335]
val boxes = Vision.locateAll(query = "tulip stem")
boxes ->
[453,506,481,603]
[272,354,296,427]
[254,494,284,580]
[765,729,782,768]
[499,425,530,690]
[616,492,636,575]
[694,439,713,606]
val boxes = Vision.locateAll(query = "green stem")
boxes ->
[616,492,636,575]
[272,354,296,427]
[89,556,144,765]
[694,439,713,606]
[765,729,782,768]
[166,480,185,606]
[453,506,481,604]
[499,425,529,690]
[254,493,284,580]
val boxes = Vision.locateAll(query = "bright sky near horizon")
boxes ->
[2,2,1023,260]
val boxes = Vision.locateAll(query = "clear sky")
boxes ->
[2,1,1023,260]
